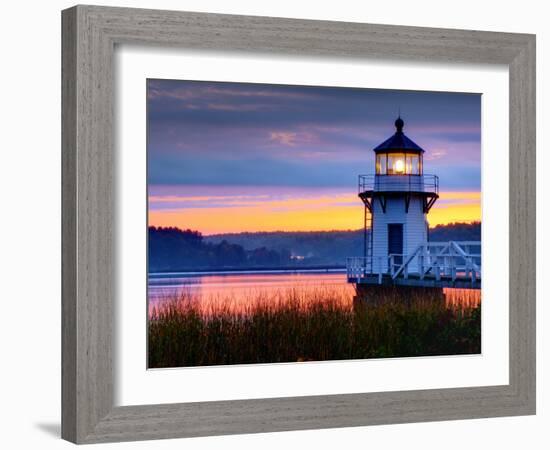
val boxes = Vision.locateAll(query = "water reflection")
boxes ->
[148,271,480,316]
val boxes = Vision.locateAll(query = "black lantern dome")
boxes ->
[373,117,424,154]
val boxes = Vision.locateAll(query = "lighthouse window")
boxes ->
[376,154,387,174]
[406,155,413,173]
[411,155,420,174]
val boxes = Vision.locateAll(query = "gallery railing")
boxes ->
[358,174,439,195]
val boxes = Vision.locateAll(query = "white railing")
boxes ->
[358,174,439,195]
[392,241,481,283]
[347,241,481,285]
[347,256,383,284]
[347,256,368,279]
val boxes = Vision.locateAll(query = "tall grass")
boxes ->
[148,287,481,368]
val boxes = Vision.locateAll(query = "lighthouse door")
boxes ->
[387,224,404,266]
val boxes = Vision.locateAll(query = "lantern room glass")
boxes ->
[376,152,422,175]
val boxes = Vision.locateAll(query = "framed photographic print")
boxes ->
[146,80,484,369]
[62,5,536,444]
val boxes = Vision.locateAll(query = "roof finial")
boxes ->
[395,110,404,133]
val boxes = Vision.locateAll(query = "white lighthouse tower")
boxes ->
[358,116,439,275]
[347,116,482,295]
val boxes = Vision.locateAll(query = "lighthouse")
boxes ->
[347,116,481,292]
[363,116,439,274]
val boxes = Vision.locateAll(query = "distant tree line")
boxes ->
[148,227,291,272]
[429,221,481,242]
[150,222,481,272]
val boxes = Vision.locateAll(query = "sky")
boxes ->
[147,79,481,234]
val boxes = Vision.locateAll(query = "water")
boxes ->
[148,270,480,315]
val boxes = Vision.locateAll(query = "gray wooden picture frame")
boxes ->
[61,5,536,444]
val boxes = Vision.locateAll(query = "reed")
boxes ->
[148,287,480,368]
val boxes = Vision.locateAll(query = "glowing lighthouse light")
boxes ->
[394,158,405,174]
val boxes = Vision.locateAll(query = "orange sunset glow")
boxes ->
[148,190,480,235]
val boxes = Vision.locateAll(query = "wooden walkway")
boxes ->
[347,241,481,290]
